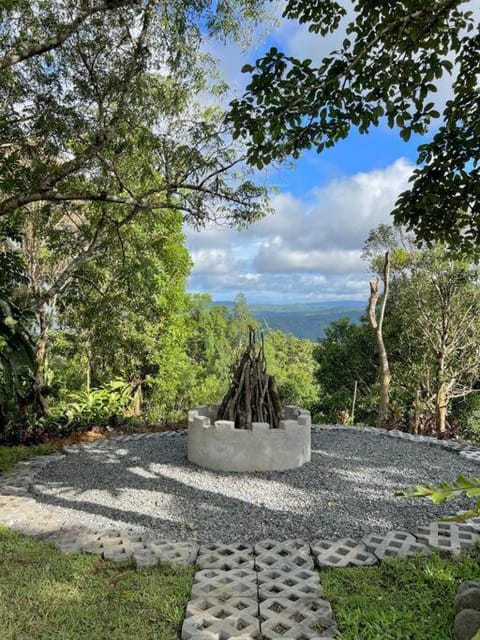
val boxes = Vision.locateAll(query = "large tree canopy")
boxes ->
[229,0,480,251]
[0,0,268,227]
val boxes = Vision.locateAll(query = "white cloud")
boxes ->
[189,249,234,275]
[255,248,364,274]
[186,158,414,302]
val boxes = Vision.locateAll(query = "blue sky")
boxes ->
[185,3,474,304]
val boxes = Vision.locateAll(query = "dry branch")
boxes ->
[217,327,281,429]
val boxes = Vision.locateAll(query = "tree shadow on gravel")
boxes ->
[26,431,479,542]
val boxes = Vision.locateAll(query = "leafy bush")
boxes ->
[453,394,480,444]
[63,380,135,424]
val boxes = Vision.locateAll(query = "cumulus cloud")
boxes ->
[185,158,414,302]
[189,249,234,275]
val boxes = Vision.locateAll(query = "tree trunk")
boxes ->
[33,303,52,416]
[368,251,391,427]
[435,383,448,434]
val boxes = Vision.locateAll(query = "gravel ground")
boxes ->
[31,428,480,543]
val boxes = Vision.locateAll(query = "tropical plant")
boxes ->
[0,294,35,428]
[63,379,136,425]
[397,475,480,520]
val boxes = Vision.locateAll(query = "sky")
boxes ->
[184,3,472,305]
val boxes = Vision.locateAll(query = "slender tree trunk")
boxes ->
[435,383,448,434]
[33,302,52,416]
[368,252,391,427]
[411,387,421,434]
[351,380,358,425]
[435,351,448,434]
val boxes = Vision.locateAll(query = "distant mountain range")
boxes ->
[215,300,366,341]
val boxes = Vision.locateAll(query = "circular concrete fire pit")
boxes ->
[187,404,311,472]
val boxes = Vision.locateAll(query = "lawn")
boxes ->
[2,442,480,640]
[0,443,57,473]
[0,525,194,640]
[321,547,480,640]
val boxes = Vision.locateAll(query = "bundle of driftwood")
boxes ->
[217,327,281,429]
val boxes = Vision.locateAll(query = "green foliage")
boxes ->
[229,1,480,252]
[263,330,319,410]
[0,525,194,640]
[0,293,35,426]
[359,225,480,433]
[453,394,480,444]
[0,1,268,227]
[321,547,480,640]
[62,380,135,425]
[313,317,377,424]
[397,475,480,520]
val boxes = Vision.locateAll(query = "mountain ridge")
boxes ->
[211,300,365,341]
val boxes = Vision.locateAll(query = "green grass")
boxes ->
[321,546,480,640]
[0,443,57,472]
[0,525,194,640]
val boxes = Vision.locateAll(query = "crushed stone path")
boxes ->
[1,426,480,639]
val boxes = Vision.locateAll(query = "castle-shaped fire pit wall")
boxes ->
[187,405,311,472]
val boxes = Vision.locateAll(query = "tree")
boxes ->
[392,252,480,433]
[313,318,377,424]
[364,225,480,434]
[367,251,391,426]
[1,1,268,226]
[0,1,272,422]
[54,207,192,417]
[228,1,480,251]
[231,293,258,354]
[263,330,319,410]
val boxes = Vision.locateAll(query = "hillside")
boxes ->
[215,301,365,341]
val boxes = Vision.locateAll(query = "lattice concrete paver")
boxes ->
[440,440,465,451]
[459,449,480,463]
[132,547,159,568]
[182,596,261,640]
[198,543,254,570]
[191,568,258,599]
[0,495,38,513]
[257,566,321,601]
[362,530,430,560]
[186,595,258,619]
[259,596,337,640]
[254,538,311,557]
[312,538,377,568]
[255,552,314,572]
[147,539,199,566]
[44,525,93,553]
[72,530,145,560]
[415,522,480,554]
[464,517,480,533]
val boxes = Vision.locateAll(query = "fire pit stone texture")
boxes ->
[187,405,311,472]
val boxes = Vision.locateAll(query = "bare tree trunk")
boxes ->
[411,388,421,435]
[435,349,448,434]
[351,380,358,425]
[435,383,448,434]
[33,302,53,416]
[368,252,391,427]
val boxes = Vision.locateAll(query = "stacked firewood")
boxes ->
[217,327,281,429]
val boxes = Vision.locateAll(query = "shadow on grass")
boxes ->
[0,524,194,640]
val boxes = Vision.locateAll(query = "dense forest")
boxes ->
[1,0,480,449]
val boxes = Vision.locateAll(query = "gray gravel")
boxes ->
[30,429,480,543]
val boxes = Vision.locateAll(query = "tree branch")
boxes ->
[0,1,134,71]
